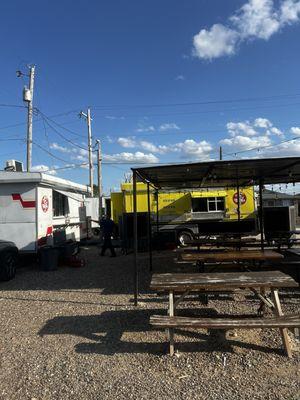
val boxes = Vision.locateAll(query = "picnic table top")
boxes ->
[150,270,298,291]
[179,249,284,263]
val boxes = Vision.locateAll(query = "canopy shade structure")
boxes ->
[130,156,300,306]
[132,157,300,190]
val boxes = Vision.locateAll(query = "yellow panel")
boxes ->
[112,183,256,222]
[111,192,123,223]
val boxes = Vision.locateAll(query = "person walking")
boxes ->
[100,215,116,257]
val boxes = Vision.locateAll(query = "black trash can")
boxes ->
[39,246,59,271]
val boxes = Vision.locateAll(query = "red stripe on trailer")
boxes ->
[12,193,36,208]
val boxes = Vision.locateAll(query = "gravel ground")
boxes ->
[0,245,299,400]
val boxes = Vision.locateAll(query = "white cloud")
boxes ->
[31,164,57,175]
[117,137,136,148]
[227,117,284,138]
[193,0,300,60]
[159,123,180,131]
[290,126,300,135]
[105,115,125,120]
[230,0,280,40]
[193,24,238,60]
[136,125,155,133]
[103,151,159,164]
[174,139,212,160]
[50,142,72,153]
[139,140,168,154]
[227,121,258,137]
[262,139,300,157]
[220,134,272,151]
[175,75,185,81]
[254,117,273,128]
[269,126,284,136]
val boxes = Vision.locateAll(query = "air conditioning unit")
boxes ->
[5,160,24,172]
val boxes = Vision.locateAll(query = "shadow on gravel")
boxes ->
[0,251,152,297]
[39,309,282,357]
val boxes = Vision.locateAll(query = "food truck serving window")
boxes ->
[192,197,225,212]
[53,190,69,217]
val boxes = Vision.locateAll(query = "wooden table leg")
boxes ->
[259,287,266,316]
[169,290,175,356]
[271,289,292,358]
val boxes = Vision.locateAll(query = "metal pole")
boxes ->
[156,190,159,234]
[96,140,102,219]
[87,108,94,197]
[147,182,153,271]
[259,179,264,250]
[237,182,241,222]
[133,170,138,306]
[26,66,35,172]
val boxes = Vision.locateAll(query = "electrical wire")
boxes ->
[93,101,300,119]
[91,92,300,110]
[38,111,87,151]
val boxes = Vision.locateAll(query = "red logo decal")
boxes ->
[233,192,247,205]
[41,195,49,213]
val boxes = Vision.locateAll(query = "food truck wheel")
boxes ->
[0,251,18,281]
[177,230,193,247]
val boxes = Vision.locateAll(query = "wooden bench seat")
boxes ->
[150,315,300,329]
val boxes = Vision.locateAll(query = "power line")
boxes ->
[38,110,84,138]
[91,92,300,110]
[223,135,300,158]
[38,111,87,151]
[0,104,27,109]
[93,101,300,119]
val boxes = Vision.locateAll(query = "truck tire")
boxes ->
[177,230,194,247]
[0,251,18,281]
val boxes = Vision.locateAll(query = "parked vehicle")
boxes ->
[0,240,18,281]
[111,182,257,245]
[0,171,99,253]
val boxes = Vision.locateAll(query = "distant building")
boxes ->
[262,189,300,225]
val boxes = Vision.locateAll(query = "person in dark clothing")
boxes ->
[100,215,116,257]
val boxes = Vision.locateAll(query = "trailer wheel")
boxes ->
[177,230,194,247]
[0,251,18,281]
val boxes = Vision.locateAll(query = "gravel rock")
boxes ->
[0,246,299,400]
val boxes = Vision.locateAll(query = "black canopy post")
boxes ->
[237,181,241,222]
[147,182,153,271]
[259,179,264,250]
[156,189,159,234]
[133,170,138,306]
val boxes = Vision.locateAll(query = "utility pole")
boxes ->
[18,65,35,171]
[219,145,223,161]
[96,139,102,219]
[79,108,94,196]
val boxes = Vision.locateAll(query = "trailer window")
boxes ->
[53,191,69,217]
[192,198,207,212]
[192,197,224,212]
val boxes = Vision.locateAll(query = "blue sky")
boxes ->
[1,0,300,193]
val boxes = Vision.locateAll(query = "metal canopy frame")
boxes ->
[131,157,300,305]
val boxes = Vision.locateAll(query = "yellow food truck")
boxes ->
[111,182,256,245]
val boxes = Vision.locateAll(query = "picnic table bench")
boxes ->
[150,271,299,357]
[177,249,284,272]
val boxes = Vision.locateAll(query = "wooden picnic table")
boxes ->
[150,270,299,357]
[179,249,284,264]
[186,237,257,249]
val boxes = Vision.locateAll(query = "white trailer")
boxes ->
[0,172,98,253]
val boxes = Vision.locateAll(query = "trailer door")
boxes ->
[37,186,53,247]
